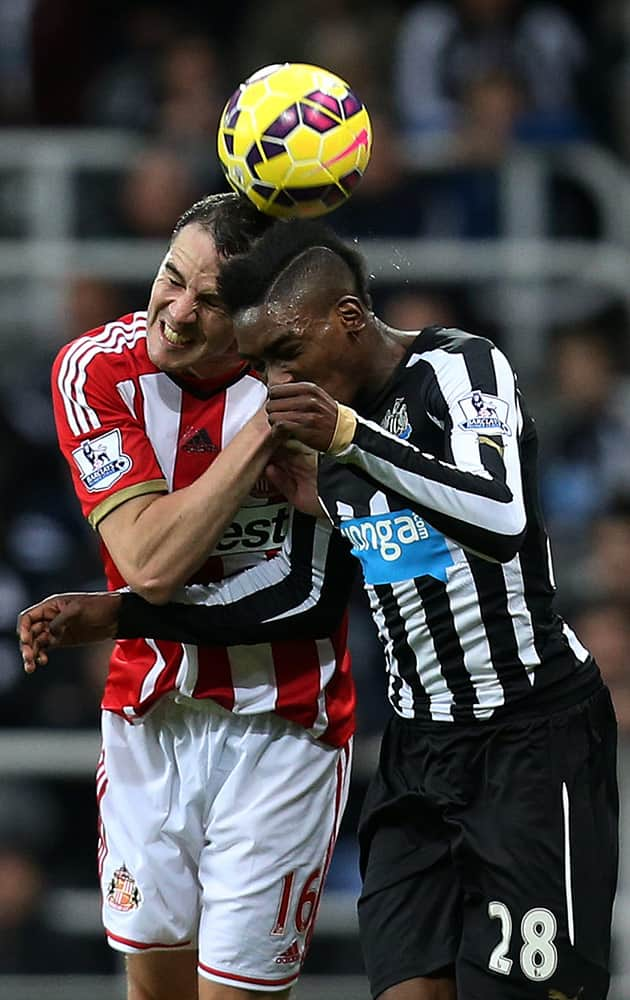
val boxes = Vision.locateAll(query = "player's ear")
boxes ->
[336,295,366,332]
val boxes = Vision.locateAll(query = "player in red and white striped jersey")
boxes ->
[48,194,357,1000]
[53,308,354,745]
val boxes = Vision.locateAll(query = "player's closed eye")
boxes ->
[198,297,227,313]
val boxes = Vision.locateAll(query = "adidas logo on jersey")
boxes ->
[181,427,218,453]
[275,939,301,965]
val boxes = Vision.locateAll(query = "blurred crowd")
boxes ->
[1,0,630,982]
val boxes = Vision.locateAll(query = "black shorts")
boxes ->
[357,685,619,999]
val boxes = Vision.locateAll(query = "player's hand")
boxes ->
[265,447,325,518]
[17,592,122,672]
[266,382,338,453]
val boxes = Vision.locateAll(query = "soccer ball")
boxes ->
[217,63,372,218]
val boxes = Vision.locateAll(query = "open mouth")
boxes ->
[160,320,195,348]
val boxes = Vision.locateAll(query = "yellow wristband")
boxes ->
[328,404,357,454]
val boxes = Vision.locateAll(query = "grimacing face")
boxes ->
[234,294,365,405]
[145,223,240,378]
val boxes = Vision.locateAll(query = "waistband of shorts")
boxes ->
[133,693,348,751]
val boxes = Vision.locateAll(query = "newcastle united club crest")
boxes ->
[382,398,412,439]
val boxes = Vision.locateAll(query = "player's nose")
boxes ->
[169,290,197,324]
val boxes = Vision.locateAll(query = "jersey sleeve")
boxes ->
[116,509,357,644]
[52,336,167,529]
[328,337,527,562]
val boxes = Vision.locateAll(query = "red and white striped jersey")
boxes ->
[52,311,355,747]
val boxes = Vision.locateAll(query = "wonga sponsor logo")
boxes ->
[339,509,453,585]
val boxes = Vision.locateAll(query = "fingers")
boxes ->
[266,383,337,452]
[18,605,66,673]
[264,462,293,497]
[267,382,318,399]
[266,385,323,419]
[17,592,102,671]
[267,399,319,419]
[18,610,47,647]
[23,647,49,674]
[20,620,51,673]
[17,599,62,629]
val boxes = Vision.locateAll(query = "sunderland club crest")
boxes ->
[106,864,142,912]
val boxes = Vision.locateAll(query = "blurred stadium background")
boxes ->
[2,0,630,997]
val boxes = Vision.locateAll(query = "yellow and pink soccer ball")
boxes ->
[217,62,373,218]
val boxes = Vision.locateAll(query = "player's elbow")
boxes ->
[472,507,526,563]
[493,530,526,563]
[126,574,176,605]
[492,511,527,562]
[491,498,527,560]
[470,528,525,565]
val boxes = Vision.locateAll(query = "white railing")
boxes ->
[1,234,629,377]
[2,130,630,376]
[2,130,629,244]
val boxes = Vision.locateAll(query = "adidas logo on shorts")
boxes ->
[275,939,301,965]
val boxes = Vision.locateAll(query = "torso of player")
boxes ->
[318,328,598,724]
[52,312,353,745]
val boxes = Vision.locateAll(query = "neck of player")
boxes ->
[351,320,416,408]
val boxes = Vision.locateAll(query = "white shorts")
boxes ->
[97,696,351,991]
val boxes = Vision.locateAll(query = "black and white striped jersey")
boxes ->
[316,325,599,723]
[117,326,600,726]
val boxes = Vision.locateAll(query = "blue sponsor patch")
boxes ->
[339,509,453,585]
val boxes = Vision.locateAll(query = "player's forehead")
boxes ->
[166,223,221,286]
[234,301,303,355]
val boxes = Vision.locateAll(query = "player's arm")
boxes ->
[116,509,355,644]
[266,340,526,563]
[53,343,278,603]
[18,511,356,663]
[96,407,277,603]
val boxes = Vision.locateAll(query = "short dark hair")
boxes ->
[217,218,372,313]
[171,192,272,257]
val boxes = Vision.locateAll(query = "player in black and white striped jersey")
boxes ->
[189,218,618,1000]
[19,219,619,1000]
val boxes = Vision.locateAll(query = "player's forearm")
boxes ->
[327,423,525,563]
[116,590,344,644]
[118,418,276,602]
[115,517,356,644]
